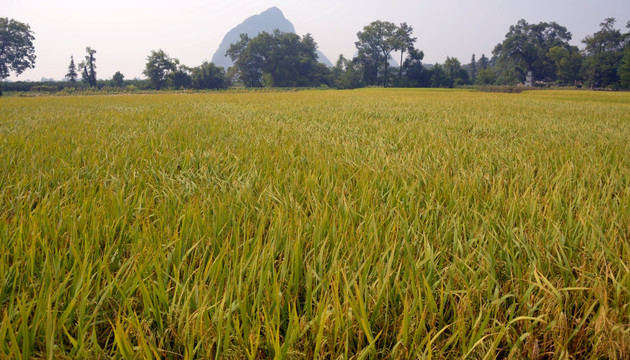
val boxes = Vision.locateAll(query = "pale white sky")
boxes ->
[2,0,629,81]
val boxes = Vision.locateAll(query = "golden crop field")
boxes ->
[1,89,629,359]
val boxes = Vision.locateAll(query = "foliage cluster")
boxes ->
[492,18,630,88]
[79,47,97,87]
[1,78,150,93]
[222,18,630,90]
[226,30,328,87]
[142,49,229,90]
[0,17,36,95]
[3,16,630,92]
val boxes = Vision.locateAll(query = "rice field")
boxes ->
[0,88,629,359]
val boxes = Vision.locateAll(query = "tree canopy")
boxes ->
[581,18,629,88]
[191,61,228,89]
[0,17,36,82]
[5,15,630,92]
[355,20,398,86]
[143,49,178,90]
[401,48,427,87]
[65,56,78,82]
[79,47,97,87]
[619,46,630,89]
[393,23,416,77]
[112,71,124,87]
[493,19,573,83]
[227,30,325,87]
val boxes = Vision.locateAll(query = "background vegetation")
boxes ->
[2,16,630,93]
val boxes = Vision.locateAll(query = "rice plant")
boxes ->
[0,89,629,359]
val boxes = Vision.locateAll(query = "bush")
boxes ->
[31,85,59,92]
[476,85,527,93]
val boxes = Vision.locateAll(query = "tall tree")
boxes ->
[112,71,124,87]
[227,30,323,87]
[402,48,428,87]
[0,17,36,95]
[493,19,572,84]
[443,57,469,87]
[619,45,630,89]
[582,18,627,88]
[143,49,178,90]
[354,51,378,86]
[80,63,89,84]
[393,22,416,77]
[262,31,319,87]
[66,56,78,82]
[476,68,497,85]
[332,55,363,89]
[478,54,489,71]
[79,47,97,87]
[547,46,582,85]
[226,34,263,87]
[430,64,449,88]
[226,34,264,87]
[191,61,228,89]
[469,54,477,84]
[170,65,192,89]
[355,20,398,86]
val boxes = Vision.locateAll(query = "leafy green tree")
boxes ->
[443,57,458,87]
[443,57,469,87]
[494,63,522,85]
[582,18,627,88]
[169,65,192,89]
[619,45,630,89]
[547,46,582,85]
[478,54,489,71]
[430,64,449,88]
[80,64,89,84]
[355,20,398,86]
[112,71,124,87]
[402,48,428,87]
[226,34,263,87]
[0,17,36,95]
[331,55,345,82]
[354,51,378,85]
[143,49,178,90]
[493,19,573,84]
[227,30,323,87]
[469,54,477,84]
[332,55,363,89]
[191,61,228,89]
[79,47,97,87]
[393,22,416,77]
[263,32,319,86]
[309,62,333,87]
[476,68,497,85]
[66,56,78,82]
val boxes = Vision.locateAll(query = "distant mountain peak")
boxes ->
[245,6,291,26]
[261,6,283,15]
[211,7,332,68]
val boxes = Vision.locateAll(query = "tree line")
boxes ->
[62,47,228,91]
[223,18,630,90]
[342,18,630,89]
[2,16,630,94]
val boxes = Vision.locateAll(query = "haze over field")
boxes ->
[2,0,630,81]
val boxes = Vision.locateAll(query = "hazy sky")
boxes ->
[3,0,629,81]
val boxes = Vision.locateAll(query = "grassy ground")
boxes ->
[1,89,629,359]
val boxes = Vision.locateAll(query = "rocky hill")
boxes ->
[211,7,332,68]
